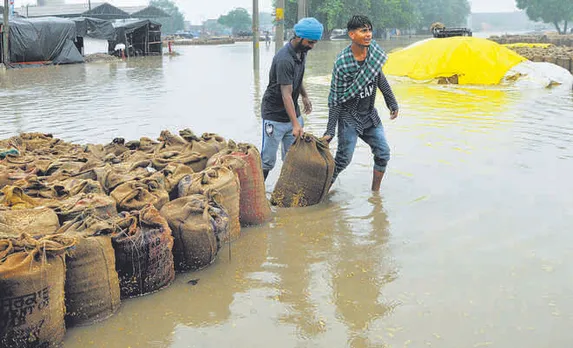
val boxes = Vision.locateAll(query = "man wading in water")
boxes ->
[322,15,399,191]
[260,17,324,181]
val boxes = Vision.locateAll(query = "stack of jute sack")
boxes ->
[0,130,272,347]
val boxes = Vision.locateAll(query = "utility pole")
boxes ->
[275,0,284,52]
[88,0,91,11]
[252,0,259,71]
[2,0,9,65]
[298,0,306,20]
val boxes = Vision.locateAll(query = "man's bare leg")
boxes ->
[372,169,385,191]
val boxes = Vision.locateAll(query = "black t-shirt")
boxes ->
[261,43,306,122]
[356,60,376,128]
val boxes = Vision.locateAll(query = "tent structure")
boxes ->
[383,37,527,85]
[82,3,130,20]
[1,17,84,66]
[71,17,116,55]
[72,17,115,40]
[122,6,171,19]
[109,20,162,57]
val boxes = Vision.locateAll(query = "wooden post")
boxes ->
[298,0,306,20]
[253,0,259,71]
[2,0,9,65]
[275,0,284,52]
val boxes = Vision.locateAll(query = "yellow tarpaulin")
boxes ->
[383,37,527,85]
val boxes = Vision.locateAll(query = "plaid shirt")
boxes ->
[325,41,398,137]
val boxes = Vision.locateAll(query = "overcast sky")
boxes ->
[17,0,520,24]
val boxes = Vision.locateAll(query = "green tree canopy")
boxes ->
[150,0,185,34]
[411,0,470,30]
[516,0,573,34]
[218,8,252,35]
[273,0,470,38]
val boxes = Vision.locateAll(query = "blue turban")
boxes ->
[294,17,324,41]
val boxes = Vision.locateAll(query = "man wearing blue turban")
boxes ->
[260,17,324,181]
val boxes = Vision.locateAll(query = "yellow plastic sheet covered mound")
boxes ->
[383,37,527,85]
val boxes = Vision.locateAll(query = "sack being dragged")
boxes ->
[271,133,334,208]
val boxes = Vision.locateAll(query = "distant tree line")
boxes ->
[516,0,573,35]
[273,0,471,37]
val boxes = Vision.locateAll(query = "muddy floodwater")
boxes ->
[1,38,572,348]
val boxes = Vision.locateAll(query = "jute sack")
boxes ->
[160,194,229,271]
[157,130,188,150]
[208,142,271,226]
[0,207,60,237]
[57,215,121,327]
[178,129,227,159]
[52,178,104,198]
[0,234,75,348]
[0,186,40,209]
[11,175,57,200]
[112,205,175,298]
[178,166,240,242]
[110,176,169,212]
[152,149,208,173]
[159,163,194,200]
[271,133,334,207]
[51,193,117,224]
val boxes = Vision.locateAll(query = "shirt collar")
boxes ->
[287,42,305,63]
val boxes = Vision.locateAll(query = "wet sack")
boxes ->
[0,234,75,348]
[271,133,334,207]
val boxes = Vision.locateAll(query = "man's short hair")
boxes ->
[347,15,373,32]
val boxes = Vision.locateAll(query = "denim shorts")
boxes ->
[260,116,304,171]
[333,120,390,179]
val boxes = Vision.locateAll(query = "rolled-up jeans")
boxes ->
[333,120,390,180]
[261,116,304,172]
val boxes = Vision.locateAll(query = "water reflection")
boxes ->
[330,194,397,347]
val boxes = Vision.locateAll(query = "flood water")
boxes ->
[1,38,573,348]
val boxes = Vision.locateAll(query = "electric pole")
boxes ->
[275,0,284,52]
[252,0,259,71]
[2,0,9,65]
[298,0,306,20]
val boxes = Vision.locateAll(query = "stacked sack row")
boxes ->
[0,130,271,347]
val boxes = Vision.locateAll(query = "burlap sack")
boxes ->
[0,186,40,209]
[201,133,228,156]
[0,234,75,348]
[103,138,130,157]
[158,130,187,149]
[159,163,194,199]
[179,129,227,159]
[58,216,121,327]
[52,178,104,198]
[0,168,37,191]
[271,133,334,207]
[51,193,117,224]
[110,176,170,212]
[178,166,241,242]
[160,194,229,271]
[87,165,149,194]
[208,143,271,226]
[0,207,60,237]
[112,205,175,298]
[152,149,208,173]
[12,175,57,200]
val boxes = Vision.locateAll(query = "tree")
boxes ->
[516,0,573,34]
[411,0,470,30]
[150,0,185,34]
[218,8,252,35]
